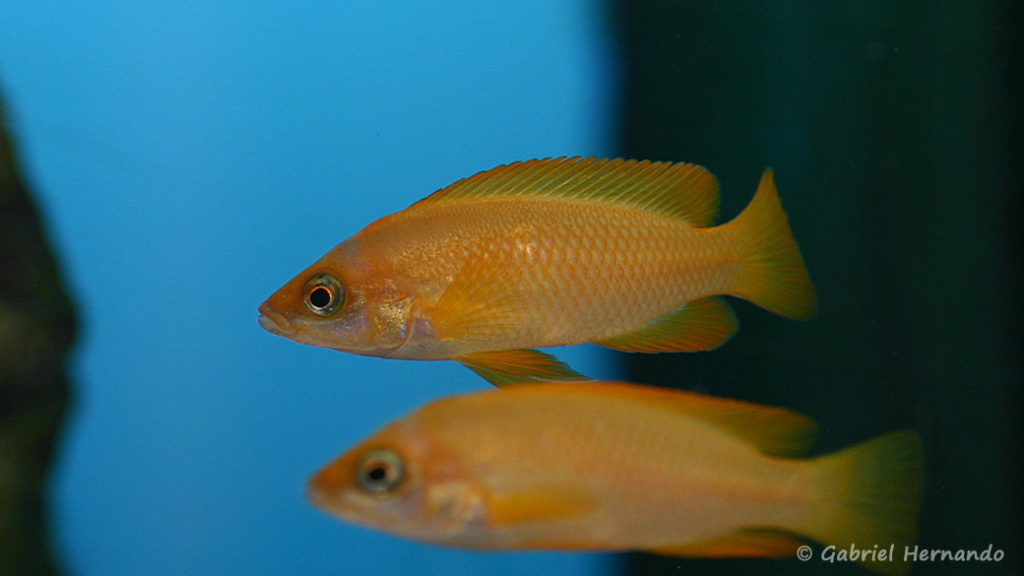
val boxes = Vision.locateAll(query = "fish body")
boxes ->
[308,382,922,576]
[258,157,816,386]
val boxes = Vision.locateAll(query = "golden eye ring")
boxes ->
[302,273,344,317]
[356,449,405,496]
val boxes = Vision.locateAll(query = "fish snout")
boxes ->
[257,302,294,336]
[306,463,356,518]
[306,473,332,509]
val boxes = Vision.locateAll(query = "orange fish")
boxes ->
[308,382,922,576]
[258,157,816,386]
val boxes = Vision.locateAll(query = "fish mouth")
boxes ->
[306,468,349,517]
[305,477,331,510]
[257,302,294,336]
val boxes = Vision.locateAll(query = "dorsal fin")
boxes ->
[553,383,817,457]
[410,157,720,227]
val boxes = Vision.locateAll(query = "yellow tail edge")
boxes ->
[805,430,924,576]
[728,169,817,320]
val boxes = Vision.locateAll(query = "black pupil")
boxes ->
[309,286,332,309]
[367,464,388,482]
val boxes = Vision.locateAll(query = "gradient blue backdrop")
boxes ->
[0,2,621,574]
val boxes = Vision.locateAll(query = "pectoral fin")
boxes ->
[647,528,805,558]
[458,349,592,388]
[596,296,738,353]
[432,255,526,344]
[487,486,596,526]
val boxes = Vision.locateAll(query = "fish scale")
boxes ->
[368,199,732,344]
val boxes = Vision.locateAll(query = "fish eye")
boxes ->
[357,449,404,496]
[303,273,344,317]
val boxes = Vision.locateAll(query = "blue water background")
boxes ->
[0,3,620,574]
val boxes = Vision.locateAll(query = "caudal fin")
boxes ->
[726,169,817,319]
[803,430,924,576]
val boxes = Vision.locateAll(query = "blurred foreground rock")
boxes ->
[1,89,75,575]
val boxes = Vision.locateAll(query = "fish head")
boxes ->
[257,242,413,356]
[307,416,484,543]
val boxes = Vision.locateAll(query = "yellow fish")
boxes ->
[308,382,922,576]
[258,157,816,386]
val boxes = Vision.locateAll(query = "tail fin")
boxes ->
[726,169,817,319]
[803,430,924,576]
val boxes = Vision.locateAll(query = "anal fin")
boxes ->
[458,349,593,388]
[596,296,738,353]
[647,528,805,559]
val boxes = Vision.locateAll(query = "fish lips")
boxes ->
[257,302,295,336]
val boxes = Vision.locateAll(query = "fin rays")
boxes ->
[597,297,739,353]
[458,349,592,388]
[411,157,720,227]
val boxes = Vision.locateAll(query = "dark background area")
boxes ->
[614,3,1021,575]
